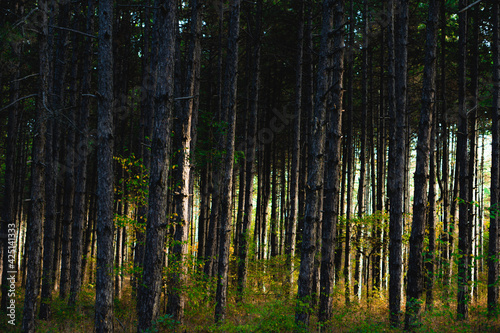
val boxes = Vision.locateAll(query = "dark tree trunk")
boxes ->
[167,0,203,322]
[68,0,94,307]
[137,0,176,330]
[344,0,355,305]
[94,0,115,330]
[286,0,304,290]
[0,19,20,314]
[215,0,241,322]
[489,0,500,317]
[456,0,470,320]
[237,0,262,299]
[426,112,437,311]
[404,0,437,327]
[319,0,344,322]
[387,0,407,326]
[295,0,333,326]
[22,0,48,330]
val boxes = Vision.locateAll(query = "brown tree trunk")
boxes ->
[295,0,333,326]
[319,0,344,322]
[68,0,94,306]
[94,0,115,330]
[22,0,48,330]
[237,0,261,299]
[167,0,203,322]
[215,0,241,322]
[405,0,437,327]
[387,0,407,326]
[137,0,176,331]
[489,0,500,317]
[456,0,470,320]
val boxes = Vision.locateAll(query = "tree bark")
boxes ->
[137,0,176,331]
[214,0,241,322]
[319,0,344,322]
[404,0,437,327]
[488,0,500,318]
[22,0,48,330]
[68,0,94,307]
[456,0,470,321]
[94,0,115,330]
[387,0,407,326]
[295,0,333,326]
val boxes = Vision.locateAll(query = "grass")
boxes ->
[1,262,500,332]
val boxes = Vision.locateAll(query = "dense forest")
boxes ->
[1,0,500,332]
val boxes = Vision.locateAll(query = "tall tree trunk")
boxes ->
[167,0,203,322]
[22,0,48,330]
[354,0,369,301]
[456,0,470,320]
[286,0,303,287]
[344,0,355,305]
[137,0,176,331]
[404,0,437,327]
[387,0,407,326]
[426,112,437,311]
[237,0,261,299]
[319,0,344,322]
[94,0,115,330]
[68,0,94,307]
[214,0,241,322]
[295,0,333,326]
[488,0,500,318]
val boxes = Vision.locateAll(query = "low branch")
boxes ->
[458,0,482,13]
[49,25,96,39]
[0,94,38,112]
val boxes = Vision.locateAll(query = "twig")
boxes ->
[0,94,37,112]
[174,95,195,101]
[458,0,482,13]
[49,25,96,39]
[11,73,39,83]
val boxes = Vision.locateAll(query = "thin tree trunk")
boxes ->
[319,0,344,322]
[68,0,94,306]
[387,0,407,326]
[167,0,203,322]
[404,0,437,328]
[22,0,48,329]
[137,0,176,331]
[295,0,333,326]
[237,0,261,299]
[456,0,470,320]
[214,0,241,322]
[488,0,500,317]
[94,0,115,330]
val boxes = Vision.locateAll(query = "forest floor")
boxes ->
[2,265,500,332]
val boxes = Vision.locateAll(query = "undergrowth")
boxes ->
[1,259,500,332]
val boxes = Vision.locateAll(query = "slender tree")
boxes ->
[405,0,437,327]
[387,0,407,326]
[94,0,115,330]
[319,0,344,322]
[488,0,500,318]
[167,0,203,322]
[137,0,176,330]
[456,0,470,320]
[295,0,333,326]
[22,0,48,330]
[215,0,241,322]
